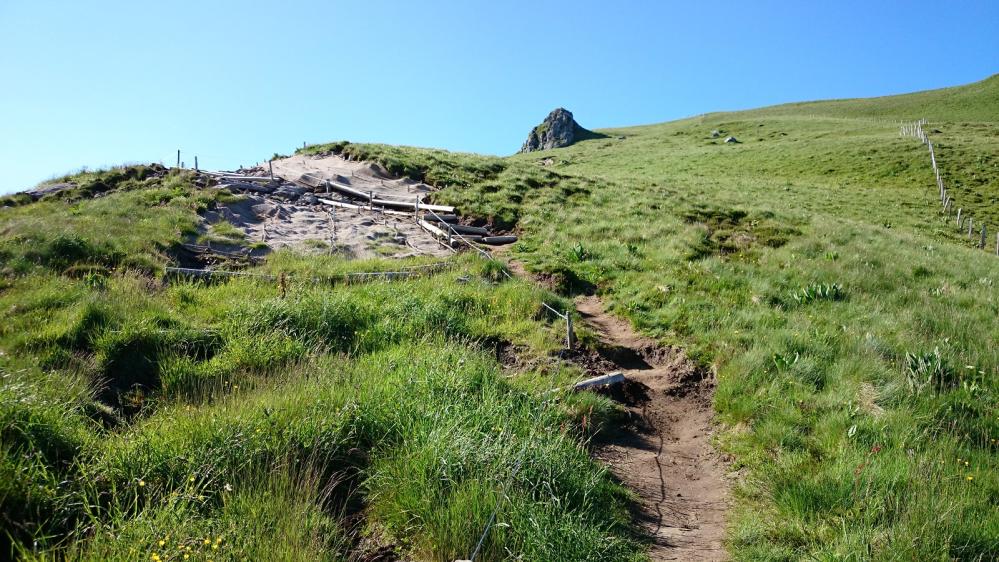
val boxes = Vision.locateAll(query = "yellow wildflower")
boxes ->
[967,475,974,481]
[139,480,146,487]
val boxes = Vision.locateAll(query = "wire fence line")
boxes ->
[901,119,998,256]
[164,261,454,285]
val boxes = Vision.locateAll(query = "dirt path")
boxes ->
[575,295,730,561]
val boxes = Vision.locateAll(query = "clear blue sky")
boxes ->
[1,0,996,194]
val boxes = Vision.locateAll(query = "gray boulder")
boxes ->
[520,108,599,152]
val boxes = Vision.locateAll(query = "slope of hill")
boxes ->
[2,75,997,561]
[744,73,999,121]
[301,75,999,559]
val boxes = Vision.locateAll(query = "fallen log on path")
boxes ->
[424,214,458,223]
[203,173,274,183]
[224,182,276,194]
[317,198,413,217]
[417,219,451,240]
[444,224,490,236]
[328,181,454,213]
[574,372,625,391]
[480,236,518,245]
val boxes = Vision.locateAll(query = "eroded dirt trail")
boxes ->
[575,296,730,561]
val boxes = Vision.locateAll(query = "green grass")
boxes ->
[294,75,999,559]
[3,74,998,560]
[0,171,639,560]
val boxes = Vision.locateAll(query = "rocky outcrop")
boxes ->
[520,108,597,152]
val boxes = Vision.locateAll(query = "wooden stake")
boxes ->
[269,160,274,180]
[968,218,973,238]
[957,208,962,226]
[980,225,987,249]
[566,314,575,350]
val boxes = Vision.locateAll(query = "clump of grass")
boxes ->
[790,282,845,305]
[903,347,957,395]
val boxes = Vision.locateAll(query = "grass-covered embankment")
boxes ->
[0,171,643,560]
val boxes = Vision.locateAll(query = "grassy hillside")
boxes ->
[746,73,999,122]
[0,171,643,560]
[3,75,997,561]
[302,75,999,559]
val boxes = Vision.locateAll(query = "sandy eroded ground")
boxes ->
[203,194,452,260]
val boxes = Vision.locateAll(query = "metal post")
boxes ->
[194,156,198,172]
[176,150,180,168]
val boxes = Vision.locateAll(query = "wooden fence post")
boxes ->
[980,225,987,249]
[956,208,962,227]
[269,160,274,180]
[566,314,575,350]
[968,218,973,238]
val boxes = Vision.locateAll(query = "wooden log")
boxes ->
[574,372,625,391]
[418,219,450,240]
[480,236,518,245]
[329,181,373,201]
[328,181,455,213]
[446,224,490,236]
[204,173,274,183]
[225,182,275,194]
[316,198,411,217]
[424,214,459,224]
